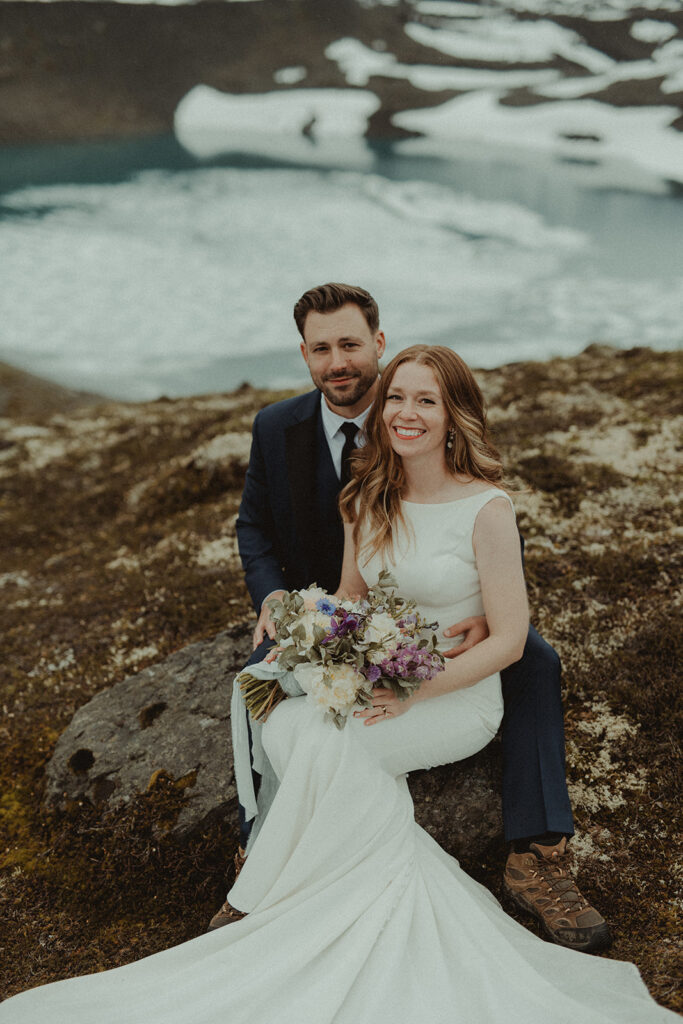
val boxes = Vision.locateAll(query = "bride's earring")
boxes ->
[446,428,455,450]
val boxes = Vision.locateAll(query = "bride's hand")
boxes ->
[353,687,415,726]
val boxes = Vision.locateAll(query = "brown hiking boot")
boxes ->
[207,847,248,931]
[503,837,611,953]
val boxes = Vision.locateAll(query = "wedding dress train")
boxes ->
[1,491,675,1023]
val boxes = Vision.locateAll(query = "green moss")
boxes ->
[612,623,682,738]
[515,453,624,514]
[1,351,680,1012]
[580,544,672,603]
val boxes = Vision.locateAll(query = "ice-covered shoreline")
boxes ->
[2,0,682,400]
[1,0,682,168]
[175,85,683,190]
[171,0,683,188]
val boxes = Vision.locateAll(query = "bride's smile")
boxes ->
[383,362,449,460]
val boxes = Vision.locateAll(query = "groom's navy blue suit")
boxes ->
[236,389,574,844]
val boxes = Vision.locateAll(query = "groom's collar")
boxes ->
[319,395,371,445]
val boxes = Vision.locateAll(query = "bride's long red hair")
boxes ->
[339,345,503,562]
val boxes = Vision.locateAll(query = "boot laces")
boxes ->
[536,852,588,912]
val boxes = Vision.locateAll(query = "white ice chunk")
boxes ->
[326,38,397,86]
[326,37,560,91]
[630,19,678,44]
[486,0,681,16]
[394,93,683,185]
[414,1,484,16]
[661,68,683,94]
[176,86,379,138]
[537,61,671,99]
[405,18,615,71]
[361,175,586,249]
[174,86,380,161]
[273,66,308,85]
[653,39,683,65]
[536,32,683,99]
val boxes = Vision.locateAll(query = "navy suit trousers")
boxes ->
[500,626,574,841]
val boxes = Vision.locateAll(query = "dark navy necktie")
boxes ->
[339,422,359,488]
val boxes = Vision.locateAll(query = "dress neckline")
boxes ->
[402,487,503,507]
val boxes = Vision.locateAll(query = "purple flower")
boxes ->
[397,614,418,628]
[373,642,443,683]
[363,664,382,683]
[323,609,362,643]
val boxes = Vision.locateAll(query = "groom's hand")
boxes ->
[253,591,285,649]
[442,616,489,658]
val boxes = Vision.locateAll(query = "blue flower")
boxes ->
[316,597,337,616]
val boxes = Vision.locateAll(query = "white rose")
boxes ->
[364,611,401,647]
[297,609,331,647]
[295,662,362,715]
[293,662,326,694]
[327,663,362,705]
[298,586,329,611]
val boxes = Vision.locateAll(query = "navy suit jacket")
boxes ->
[236,389,346,612]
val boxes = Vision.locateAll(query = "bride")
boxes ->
[0,346,674,1023]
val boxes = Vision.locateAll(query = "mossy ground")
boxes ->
[1,348,681,1010]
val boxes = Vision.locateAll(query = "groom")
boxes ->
[210,283,610,953]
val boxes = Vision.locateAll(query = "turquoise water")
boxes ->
[1,135,681,399]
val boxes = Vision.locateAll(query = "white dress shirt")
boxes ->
[319,395,371,480]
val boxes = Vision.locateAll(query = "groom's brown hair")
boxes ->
[293,283,380,338]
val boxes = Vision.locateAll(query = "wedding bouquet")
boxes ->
[238,571,445,729]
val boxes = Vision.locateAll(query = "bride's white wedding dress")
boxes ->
[1,490,675,1023]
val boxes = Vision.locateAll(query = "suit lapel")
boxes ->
[283,391,346,589]
[316,413,341,510]
[284,404,320,545]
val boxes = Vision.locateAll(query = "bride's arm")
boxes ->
[411,497,528,702]
[335,520,370,600]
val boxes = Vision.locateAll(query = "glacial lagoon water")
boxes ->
[1,134,681,400]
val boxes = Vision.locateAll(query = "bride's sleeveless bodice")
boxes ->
[357,488,513,653]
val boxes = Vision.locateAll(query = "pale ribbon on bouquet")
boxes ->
[230,660,304,851]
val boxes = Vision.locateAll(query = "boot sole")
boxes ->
[207,912,246,932]
[503,883,612,954]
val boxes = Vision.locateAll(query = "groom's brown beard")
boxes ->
[319,370,374,407]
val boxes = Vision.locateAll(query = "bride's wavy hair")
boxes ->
[339,345,503,562]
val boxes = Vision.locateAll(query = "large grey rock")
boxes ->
[410,744,503,860]
[44,628,503,852]
[44,628,253,835]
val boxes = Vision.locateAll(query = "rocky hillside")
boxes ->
[0,345,681,1009]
